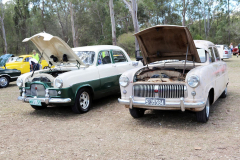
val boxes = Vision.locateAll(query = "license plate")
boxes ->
[29,99,42,106]
[145,98,166,106]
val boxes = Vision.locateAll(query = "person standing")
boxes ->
[229,43,233,53]
[238,43,240,58]
[32,50,39,61]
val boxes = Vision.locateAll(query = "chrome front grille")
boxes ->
[25,84,58,97]
[133,84,186,98]
[28,84,46,97]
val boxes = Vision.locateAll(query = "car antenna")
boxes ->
[183,43,189,75]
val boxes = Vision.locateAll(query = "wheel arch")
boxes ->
[0,75,10,80]
[208,88,214,105]
[74,84,94,100]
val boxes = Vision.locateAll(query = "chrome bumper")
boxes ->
[18,96,71,104]
[118,96,205,112]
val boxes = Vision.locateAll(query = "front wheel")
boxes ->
[129,107,145,118]
[31,103,48,110]
[196,97,210,123]
[72,88,92,114]
[0,76,10,88]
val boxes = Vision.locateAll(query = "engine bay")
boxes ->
[134,67,190,83]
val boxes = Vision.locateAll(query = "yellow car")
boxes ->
[2,55,50,74]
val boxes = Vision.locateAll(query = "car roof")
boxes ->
[19,55,32,58]
[194,40,215,51]
[72,45,125,52]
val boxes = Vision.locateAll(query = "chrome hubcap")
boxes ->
[79,91,89,110]
[206,98,210,118]
[0,77,8,87]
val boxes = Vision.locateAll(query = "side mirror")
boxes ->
[136,56,143,61]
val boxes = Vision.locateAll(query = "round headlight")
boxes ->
[119,75,129,87]
[16,78,23,87]
[55,77,63,88]
[187,75,200,88]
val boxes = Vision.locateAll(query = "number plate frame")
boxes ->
[29,99,42,106]
[145,98,166,106]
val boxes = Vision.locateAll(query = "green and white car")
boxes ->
[17,32,143,113]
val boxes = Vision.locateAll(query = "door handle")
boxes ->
[112,65,116,67]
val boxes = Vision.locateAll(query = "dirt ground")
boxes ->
[0,56,240,160]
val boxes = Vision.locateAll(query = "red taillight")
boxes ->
[35,87,37,90]
[225,51,228,54]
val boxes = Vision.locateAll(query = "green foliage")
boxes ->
[0,0,240,55]
[117,32,135,57]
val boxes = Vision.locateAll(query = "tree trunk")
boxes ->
[228,0,230,44]
[0,3,7,53]
[182,0,185,26]
[41,0,46,31]
[122,0,140,56]
[69,2,78,47]
[109,0,116,45]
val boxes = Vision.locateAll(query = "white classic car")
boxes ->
[17,32,143,113]
[118,25,228,123]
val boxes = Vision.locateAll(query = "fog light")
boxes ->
[123,90,127,94]
[58,91,61,95]
[191,91,196,96]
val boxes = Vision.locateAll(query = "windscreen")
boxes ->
[197,49,206,63]
[74,51,95,65]
[16,57,24,62]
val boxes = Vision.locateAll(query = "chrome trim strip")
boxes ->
[0,74,19,79]
[18,96,71,104]
[118,97,205,109]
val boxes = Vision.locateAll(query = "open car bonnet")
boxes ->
[135,25,201,64]
[22,32,85,66]
[0,54,12,67]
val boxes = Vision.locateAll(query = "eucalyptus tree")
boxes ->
[109,0,116,45]
[13,0,30,53]
[122,0,140,55]
[0,0,7,53]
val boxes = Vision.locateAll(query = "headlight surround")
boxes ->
[187,75,200,88]
[16,78,23,87]
[55,77,63,88]
[119,75,129,87]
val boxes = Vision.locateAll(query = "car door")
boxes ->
[21,57,31,73]
[213,47,226,96]
[96,50,119,94]
[111,50,132,79]
[208,47,221,99]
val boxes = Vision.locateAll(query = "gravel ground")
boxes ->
[0,56,240,160]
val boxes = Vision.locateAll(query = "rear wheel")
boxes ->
[129,107,145,118]
[196,97,210,123]
[220,87,227,98]
[72,88,92,114]
[0,76,9,88]
[31,103,48,110]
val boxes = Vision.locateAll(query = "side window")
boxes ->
[112,50,127,63]
[213,47,220,61]
[208,48,215,63]
[24,57,29,62]
[97,51,111,65]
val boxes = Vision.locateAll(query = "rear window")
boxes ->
[197,49,206,63]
